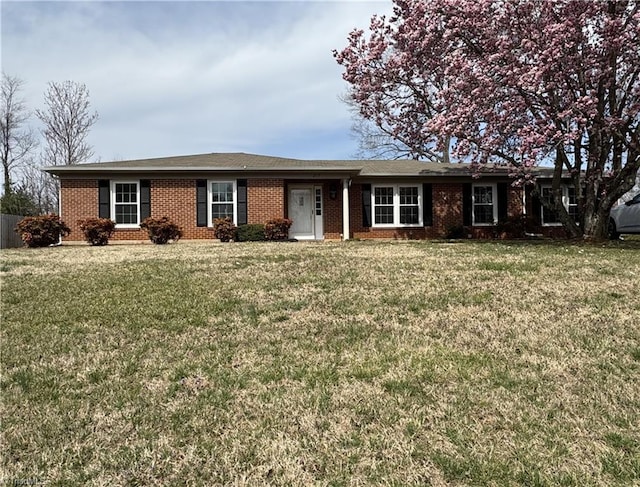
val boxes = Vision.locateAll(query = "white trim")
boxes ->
[472,183,498,226]
[314,185,324,240]
[371,183,423,228]
[207,180,237,227]
[111,180,140,228]
[342,179,350,240]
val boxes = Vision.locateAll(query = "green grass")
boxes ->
[1,240,639,486]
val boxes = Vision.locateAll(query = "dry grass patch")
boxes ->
[1,240,639,485]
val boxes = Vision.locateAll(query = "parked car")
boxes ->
[609,193,640,239]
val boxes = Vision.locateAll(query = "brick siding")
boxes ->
[60,176,564,242]
[247,179,285,223]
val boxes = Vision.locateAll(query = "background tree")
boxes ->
[1,74,37,195]
[36,80,98,166]
[20,162,58,213]
[341,92,445,161]
[35,80,98,211]
[0,185,39,216]
[335,0,640,239]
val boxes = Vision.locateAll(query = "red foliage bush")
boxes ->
[140,216,183,244]
[78,218,115,246]
[213,217,237,242]
[15,214,71,247]
[264,218,293,241]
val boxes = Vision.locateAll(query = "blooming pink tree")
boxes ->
[335,0,640,239]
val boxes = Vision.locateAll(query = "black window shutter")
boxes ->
[530,185,542,225]
[237,179,247,225]
[422,183,433,227]
[497,182,508,222]
[362,184,372,228]
[196,179,208,227]
[98,180,110,218]
[462,183,472,226]
[140,180,151,221]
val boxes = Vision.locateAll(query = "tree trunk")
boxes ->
[583,208,609,240]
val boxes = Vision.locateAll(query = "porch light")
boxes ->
[329,183,338,200]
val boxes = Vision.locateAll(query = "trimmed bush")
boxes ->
[445,225,468,239]
[140,216,183,244]
[213,217,237,242]
[236,223,266,242]
[264,218,293,241]
[78,218,115,246]
[495,215,539,239]
[15,214,71,247]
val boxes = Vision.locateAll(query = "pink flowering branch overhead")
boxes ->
[335,0,640,239]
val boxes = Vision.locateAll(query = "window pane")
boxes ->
[374,187,393,205]
[543,207,559,224]
[212,182,233,203]
[474,205,494,224]
[212,203,233,220]
[399,187,418,205]
[375,206,394,224]
[115,183,137,203]
[400,206,419,224]
[568,205,578,221]
[474,186,493,204]
[115,204,137,224]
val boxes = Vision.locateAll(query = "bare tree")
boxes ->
[340,92,450,163]
[36,80,98,166]
[20,162,58,213]
[34,81,98,211]
[1,74,37,194]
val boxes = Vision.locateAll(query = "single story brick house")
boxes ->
[43,152,573,242]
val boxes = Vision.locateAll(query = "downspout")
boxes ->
[342,178,350,241]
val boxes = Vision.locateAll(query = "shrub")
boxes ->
[213,217,237,242]
[15,214,71,247]
[445,225,468,239]
[264,218,293,241]
[140,216,183,244]
[236,223,266,242]
[78,218,115,246]
[495,215,538,239]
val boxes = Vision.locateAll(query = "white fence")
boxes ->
[1,214,24,249]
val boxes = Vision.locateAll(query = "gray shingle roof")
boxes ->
[42,152,555,178]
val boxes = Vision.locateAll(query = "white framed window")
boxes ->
[540,185,578,226]
[472,183,498,226]
[209,180,237,225]
[111,181,140,227]
[372,184,422,227]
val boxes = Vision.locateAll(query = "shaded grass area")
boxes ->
[1,240,639,486]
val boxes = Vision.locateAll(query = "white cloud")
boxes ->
[1,1,392,162]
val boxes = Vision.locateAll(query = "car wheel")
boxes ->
[608,219,620,240]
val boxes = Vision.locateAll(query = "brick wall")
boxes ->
[61,179,99,241]
[322,181,343,239]
[61,177,288,241]
[248,178,285,223]
[348,182,465,239]
[151,179,211,239]
[61,176,538,242]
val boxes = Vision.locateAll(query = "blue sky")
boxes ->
[1,0,392,163]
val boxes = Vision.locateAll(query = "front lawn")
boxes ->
[1,241,639,485]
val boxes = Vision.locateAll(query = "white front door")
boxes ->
[289,186,323,240]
